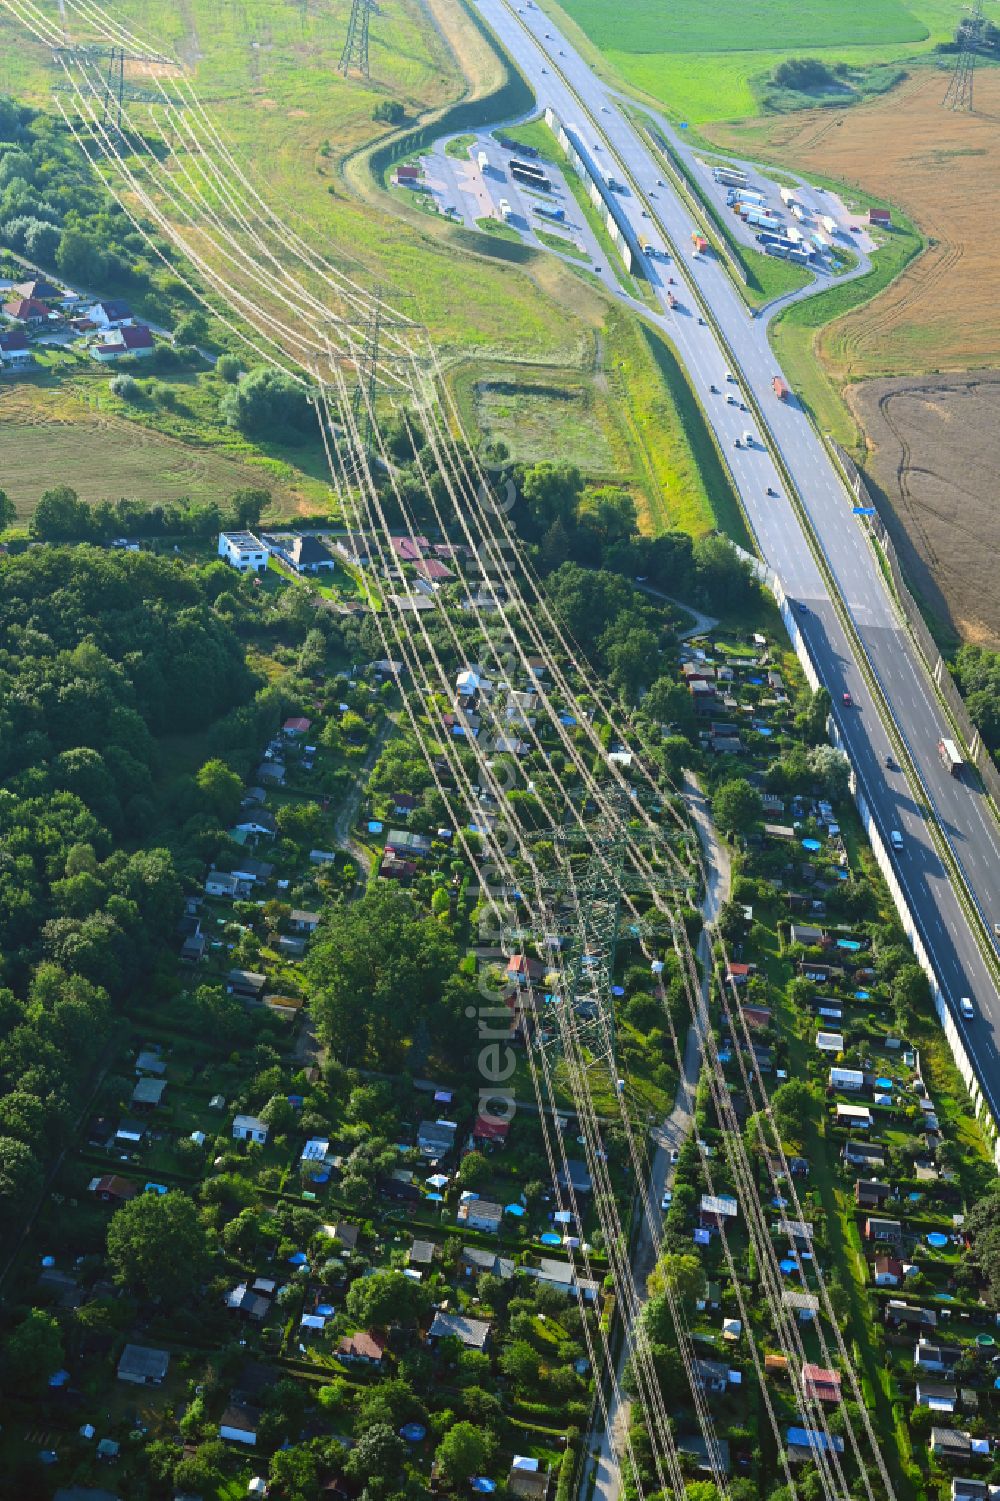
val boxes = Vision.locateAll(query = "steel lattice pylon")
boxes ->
[943,0,985,110]
[339,0,374,79]
[523,784,692,1078]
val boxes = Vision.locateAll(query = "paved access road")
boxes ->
[473,0,1000,1109]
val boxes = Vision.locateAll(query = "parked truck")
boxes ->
[773,375,790,401]
[477,150,489,171]
[780,185,797,207]
[744,207,782,231]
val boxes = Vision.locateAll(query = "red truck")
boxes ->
[691,232,709,255]
[772,375,789,400]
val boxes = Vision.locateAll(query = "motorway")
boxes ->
[471,0,1000,1110]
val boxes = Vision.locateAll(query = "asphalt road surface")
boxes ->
[473,0,1000,1110]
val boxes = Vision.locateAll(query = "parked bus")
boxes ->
[938,738,964,777]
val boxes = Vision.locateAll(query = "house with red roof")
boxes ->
[282,717,312,736]
[91,324,154,361]
[473,1114,511,1146]
[3,297,50,325]
[801,1364,842,1404]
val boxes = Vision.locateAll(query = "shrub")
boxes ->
[216,353,241,383]
[109,374,142,402]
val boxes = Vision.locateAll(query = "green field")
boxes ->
[539,0,966,123]
[556,0,928,54]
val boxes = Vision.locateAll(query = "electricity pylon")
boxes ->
[339,0,374,79]
[522,785,693,1079]
[943,0,985,110]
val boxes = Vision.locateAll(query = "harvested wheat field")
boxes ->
[848,371,1000,648]
[714,68,1000,377]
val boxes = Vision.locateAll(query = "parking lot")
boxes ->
[419,131,612,280]
[691,153,876,273]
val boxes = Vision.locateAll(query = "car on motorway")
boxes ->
[725,370,735,382]
[885,753,896,770]
[656,177,664,186]
[726,393,737,405]
[660,1189,672,1210]
[698,315,706,324]
[890,829,904,851]
[742,430,754,447]
[797,602,808,615]
[766,486,777,497]
[842,691,853,707]
[733,438,741,449]
[959,996,975,1020]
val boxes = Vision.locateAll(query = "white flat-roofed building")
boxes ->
[219,531,268,573]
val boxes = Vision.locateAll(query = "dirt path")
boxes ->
[332,716,394,890]
[581,771,730,1501]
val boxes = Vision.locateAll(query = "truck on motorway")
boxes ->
[938,738,964,777]
[773,375,790,400]
[691,232,709,254]
[666,290,677,308]
[535,203,565,222]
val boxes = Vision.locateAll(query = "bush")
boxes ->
[216,353,241,383]
[109,374,142,402]
[373,100,405,125]
[219,365,315,443]
[772,57,835,91]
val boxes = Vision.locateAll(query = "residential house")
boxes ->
[3,296,50,325]
[417,1119,457,1158]
[457,1198,504,1234]
[408,1240,436,1269]
[472,1113,510,1147]
[283,716,312,737]
[528,1258,599,1303]
[234,808,277,838]
[205,870,240,899]
[386,828,432,858]
[700,1194,739,1230]
[90,298,133,327]
[278,935,307,959]
[218,531,268,573]
[783,1289,820,1320]
[91,324,154,360]
[130,1077,166,1111]
[951,1480,990,1501]
[836,1103,873,1130]
[843,1140,888,1170]
[830,1067,865,1092]
[786,1429,844,1463]
[329,1222,359,1251]
[233,1114,269,1145]
[290,909,320,933]
[868,207,892,227]
[219,1402,259,1446]
[88,1174,139,1205]
[227,970,267,1002]
[391,534,430,562]
[507,953,545,987]
[790,924,826,947]
[255,761,286,787]
[917,1380,957,1413]
[334,531,372,565]
[279,533,336,575]
[929,1428,971,1462]
[225,1284,270,1322]
[508,1458,551,1501]
[427,1311,491,1349]
[231,856,274,885]
[557,1159,593,1196]
[460,1246,515,1281]
[886,1301,937,1332]
[873,1255,904,1287]
[380,850,416,884]
[117,1345,170,1386]
[692,1358,733,1396]
[916,1341,962,1373]
[801,1364,842,1404]
[338,1330,386,1366]
[865,1216,902,1246]
[856,1180,892,1209]
[0,328,33,367]
[180,931,207,963]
